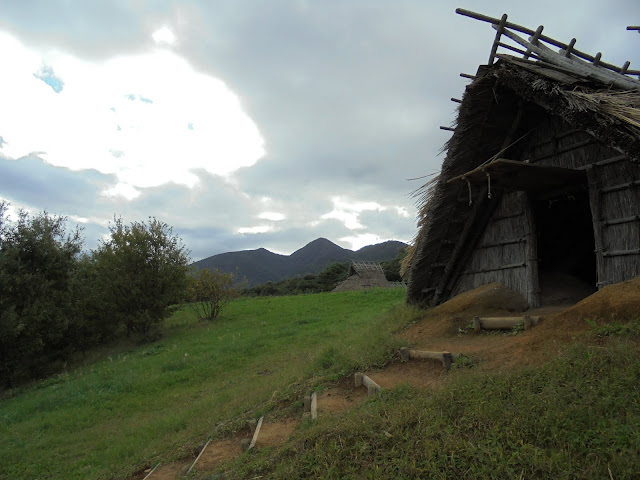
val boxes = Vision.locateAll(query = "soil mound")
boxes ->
[538,275,640,335]
[433,283,528,317]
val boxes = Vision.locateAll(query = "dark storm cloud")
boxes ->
[0,153,113,215]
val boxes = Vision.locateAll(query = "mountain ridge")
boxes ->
[192,238,407,286]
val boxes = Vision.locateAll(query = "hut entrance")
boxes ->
[533,191,597,305]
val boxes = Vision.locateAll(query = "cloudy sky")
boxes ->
[1,1,638,260]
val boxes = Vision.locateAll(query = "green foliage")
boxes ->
[188,269,244,320]
[93,217,190,340]
[0,203,83,386]
[381,246,407,282]
[587,317,640,338]
[245,262,349,296]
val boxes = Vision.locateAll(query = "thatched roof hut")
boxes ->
[333,261,393,291]
[406,9,640,308]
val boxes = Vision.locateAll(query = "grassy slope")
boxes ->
[0,289,411,480]
[2,289,639,480]
[228,340,640,480]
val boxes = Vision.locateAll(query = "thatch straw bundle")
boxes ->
[563,90,640,133]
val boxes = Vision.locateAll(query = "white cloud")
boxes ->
[101,182,141,200]
[152,26,176,46]
[258,211,286,221]
[320,196,386,230]
[237,225,275,234]
[395,206,412,218]
[0,30,265,198]
[339,233,384,251]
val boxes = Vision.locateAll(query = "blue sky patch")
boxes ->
[33,65,64,93]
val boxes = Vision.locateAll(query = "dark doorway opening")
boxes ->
[533,191,597,305]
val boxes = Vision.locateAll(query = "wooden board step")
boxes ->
[354,372,382,395]
[473,315,540,332]
[399,348,453,369]
[302,392,318,421]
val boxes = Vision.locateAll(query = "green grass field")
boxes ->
[2,288,639,480]
[0,288,411,480]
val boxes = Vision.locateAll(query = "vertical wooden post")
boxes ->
[473,316,482,332]
[488,14,508,65]
[442,353,453,370]
[523,193,540,308]
[586,166,606,289]
[399,347,410,362]
[310,393,318,420]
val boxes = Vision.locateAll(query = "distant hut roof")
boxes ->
[333,261,392,292]
[405,9,640,306]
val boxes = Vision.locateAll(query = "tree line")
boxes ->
[0,202,194,388]
[243,250,405,297]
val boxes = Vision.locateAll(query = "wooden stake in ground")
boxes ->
[245,416,263,451]
[142,463,160,480]
[310,392,318,420]
[187,439,211,474]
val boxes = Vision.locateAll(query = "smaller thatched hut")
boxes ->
[333,261,393,291]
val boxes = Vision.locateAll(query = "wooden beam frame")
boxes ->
[523,193,540,308]
[586,167,606,289]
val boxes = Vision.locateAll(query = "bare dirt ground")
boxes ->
[134,276,640,479]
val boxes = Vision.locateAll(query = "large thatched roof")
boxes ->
[405,10,640,306]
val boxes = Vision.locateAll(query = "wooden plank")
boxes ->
[399,347,410,362]
[497,41,533,58]
[523,194,540,308]
[532,138,594,162]
[456,8,635,75]
[599,179,640,194]
[461,262,526,276]
[586,167,606,289]
[310,392,318,420]
[447,158,587,191]
[460,73,476,80]
[488,14,508,64]
[601,215,640,226]
[495,27,640,90]
[248,416,264,450]
[187,439,211,474]
[576,155,628,170]
[524,25,544,59]
[142,464,160,480]
[408,349,453,369]
[473,316,540,331]
[603,248,640,257]
[491,211,525,222]
[476,237,525,249]
[355,373,382,395]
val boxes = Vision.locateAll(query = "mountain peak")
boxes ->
[192,238,407,286]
